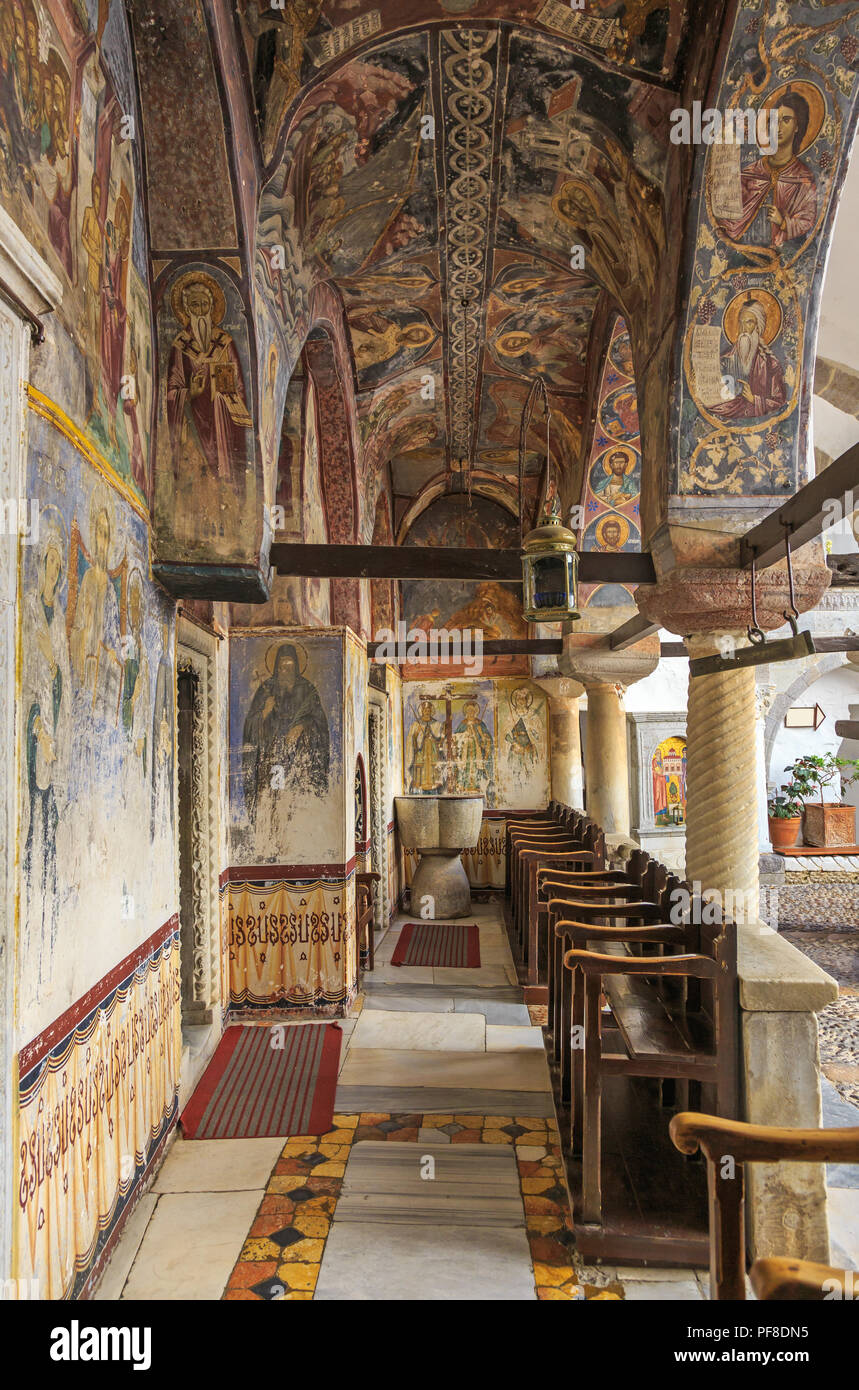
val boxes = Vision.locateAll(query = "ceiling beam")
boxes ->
[608,613,660,650]
[367,638,563,659]
[269,543,656,585]
[739,441,859,570]
[660,637,859,657]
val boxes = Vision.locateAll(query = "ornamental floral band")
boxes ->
[16,928,181,1300]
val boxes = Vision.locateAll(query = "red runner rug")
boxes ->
[180,1023,341,1139]
[391,922,480,968]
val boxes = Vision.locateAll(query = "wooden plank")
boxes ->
[662,637,859,658]
[739,441,859,570]
[269,543,655,584]
[608,613,659,650]
[366,638,563,659]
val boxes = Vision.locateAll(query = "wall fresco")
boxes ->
[676,0,859,498]
[0,0,154,507]
[402,677,549,810]
[19,414,175,1043]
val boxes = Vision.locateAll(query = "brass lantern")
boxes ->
[521,515,580,623]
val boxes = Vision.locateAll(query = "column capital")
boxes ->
[560,632,659,689]
[533,675,584,703]
[636,562,830,638]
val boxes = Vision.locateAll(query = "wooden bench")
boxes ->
[670,1111,859,1299]
[356,870,380,971]
[562,912,738,1261]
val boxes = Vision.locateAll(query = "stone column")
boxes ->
[535,675,584,810]
[637,563,837,1267]
[584,682,631,836]
[558,632,659,846]
[683,631,759,912]
[755,681,776,853]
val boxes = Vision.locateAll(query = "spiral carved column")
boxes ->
[684,633,759,912]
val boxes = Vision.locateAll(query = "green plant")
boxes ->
[767,792,802,819]
[781,754,859,810]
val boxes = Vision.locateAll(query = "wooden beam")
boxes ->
[739,440,859,570]
[660,636,859,657]
[269,543,655,585]
[609,614,659,650]
[366,638,563,660]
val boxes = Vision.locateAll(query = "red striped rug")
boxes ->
[180,1024,341,1139]
[391,922,480,968]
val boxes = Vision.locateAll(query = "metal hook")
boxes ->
[783,522,799,635]
[748,551,765,644]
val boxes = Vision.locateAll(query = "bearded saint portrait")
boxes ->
[710,293,787,422]
[166,270,254,487]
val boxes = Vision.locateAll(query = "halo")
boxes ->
[496,330,533,358]
[510,686,533,714]
[170,269,227,328]
[595,512,630,549]
[267,343,278,382]
[264,639,308,677]
[723,288,782,347]
[36,504,67,590]
[761,80,825,154]
[88,484,114,561]
[599,443,636,476]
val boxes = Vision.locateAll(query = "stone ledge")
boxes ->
[738,924,839,1013]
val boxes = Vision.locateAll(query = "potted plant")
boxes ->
[782,754,859,848]
[767,790,803,851]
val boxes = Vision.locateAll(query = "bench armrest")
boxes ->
[555,921,687,944]
[564,948,718,980]
[669,1111,859,1165]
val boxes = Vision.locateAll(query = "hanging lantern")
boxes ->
[521,515,580,622]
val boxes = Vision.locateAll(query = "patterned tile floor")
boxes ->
[223,1112,621,1301]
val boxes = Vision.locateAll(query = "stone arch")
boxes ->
[764,654,850,777]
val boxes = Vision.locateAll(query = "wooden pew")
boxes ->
[356,870,380,972]
[669,1112,859,1299]
[564,916,738,1246]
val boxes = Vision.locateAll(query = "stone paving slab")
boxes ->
[334,1141,524,1225]
[314,1220,536,1300]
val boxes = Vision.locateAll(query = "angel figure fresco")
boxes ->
[242,642,330,827]
[454,699,493,795]
[150,618,174,840]
[166,270,254,490]
[23,515,71,960]
[121,570,149,779]
[716,85,820,251]
[405,699,444,794]
[68,492,122,719]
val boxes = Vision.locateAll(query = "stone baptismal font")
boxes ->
[395,795,484,919]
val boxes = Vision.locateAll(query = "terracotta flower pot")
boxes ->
[768,815,801,851]
[802,803,857,849]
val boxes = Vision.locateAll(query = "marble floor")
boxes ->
[93,898,857,1301]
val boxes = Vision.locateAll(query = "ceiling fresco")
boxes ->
[237,0,693,166]
[253,19,674,532]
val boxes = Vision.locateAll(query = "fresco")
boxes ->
[677,0,859,497]
[238,1,691,170]
[402,678,549,810]
[402,495,528,678]
[578,316,641,608]
[19,415,175,1038]
[153,262,257,563]
[230,631,342,865]
[652,734,686,827]
[302,377,332,625]
[0,0,154,506]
